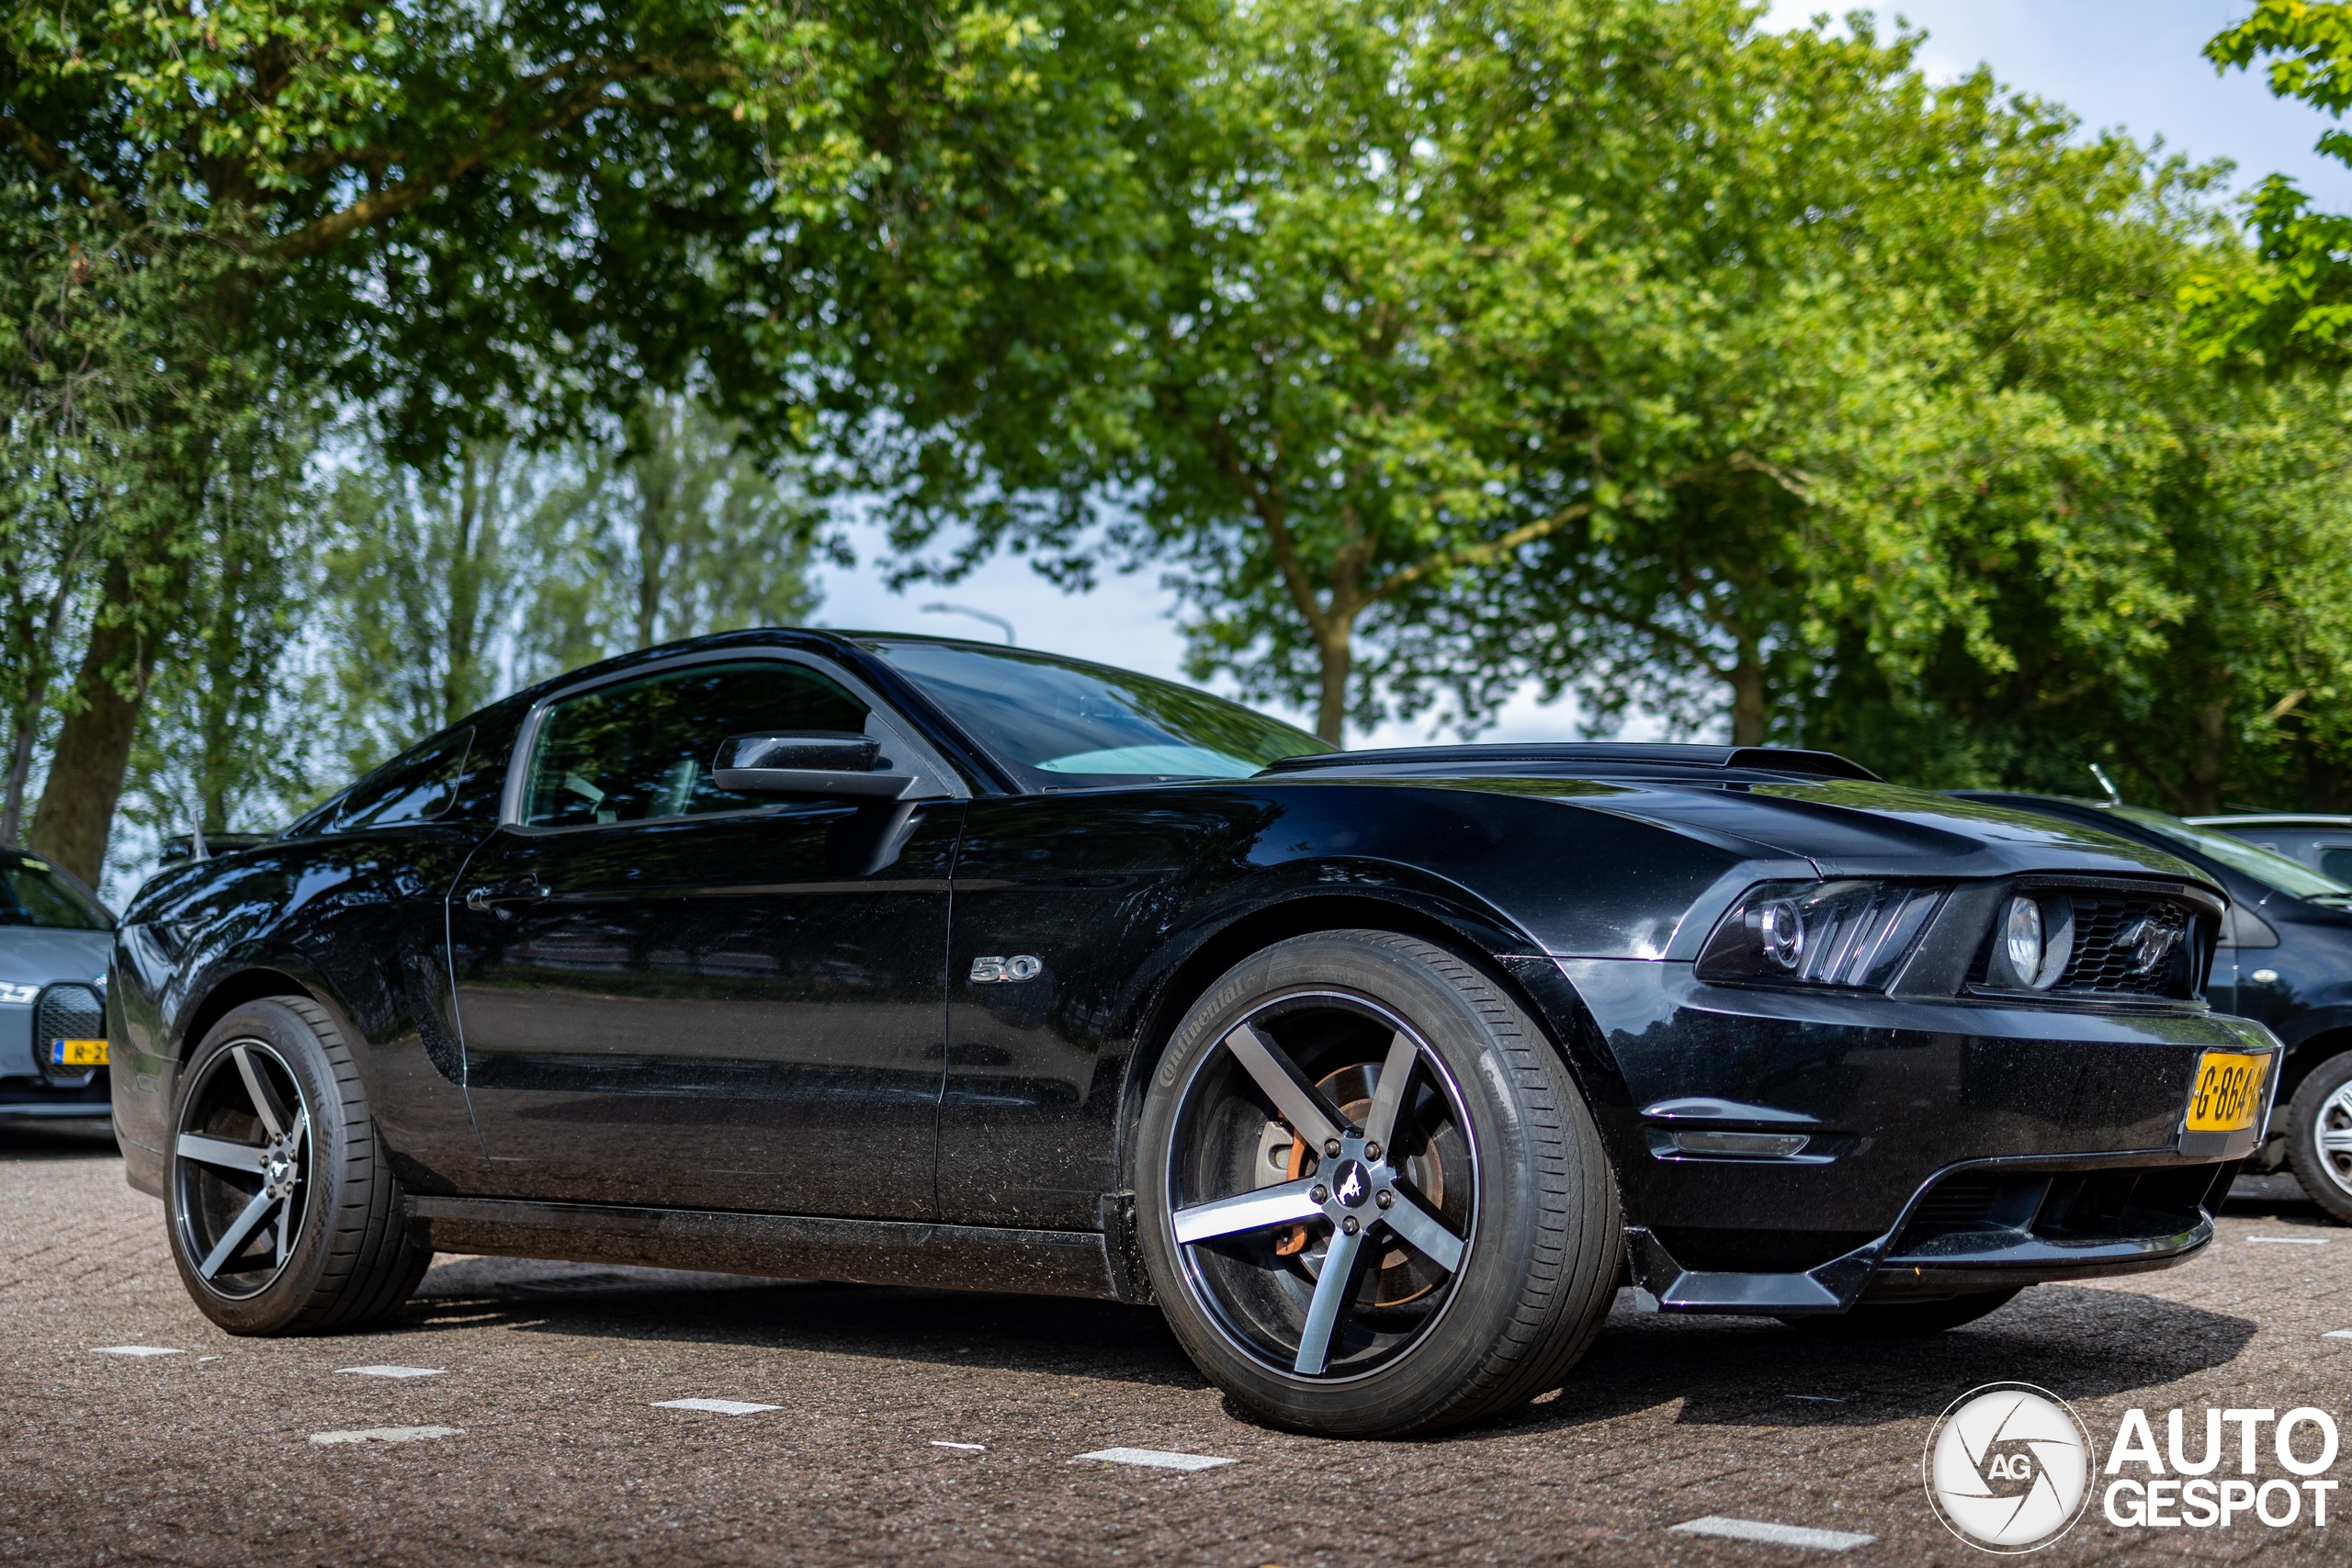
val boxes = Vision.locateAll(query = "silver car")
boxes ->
[0,845,115,1124]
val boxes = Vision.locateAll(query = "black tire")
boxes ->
[166,998,431,1334]
[2285,1050,2352,1224]
[1136,930,1621,1438]
[1779,1288,2021,1338]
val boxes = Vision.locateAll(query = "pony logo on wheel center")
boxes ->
[1334,1161,1368,1207]
[1926,1383,2096,1552]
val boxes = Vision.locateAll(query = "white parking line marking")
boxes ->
[1074,1447,1237,1472]
[2326,1330,2352,1339]
[93,1346,182,1358]
[652,1398,780,1416]
[2248,1236,2329,1245]
[336,1365,446,1378]
[1784,1394,1845,1403]
[310,1426,462,1446]
[197,1356,221,1362]
[932,1440,987,1451]
[1671,1517,1875,1551]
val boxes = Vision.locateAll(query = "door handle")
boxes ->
[464,876,549,912]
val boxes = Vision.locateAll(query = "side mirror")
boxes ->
[713,732,929,799]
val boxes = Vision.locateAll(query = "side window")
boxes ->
[334,728,475,832]
[523,661,870,829]
[2323,846,2352,883]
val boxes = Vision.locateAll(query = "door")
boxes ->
[448,655,963,1216]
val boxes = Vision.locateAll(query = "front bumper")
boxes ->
[1546,958,2281,1314]
[0,1075,113,1118]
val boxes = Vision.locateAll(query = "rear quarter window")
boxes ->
[334,728,475,831]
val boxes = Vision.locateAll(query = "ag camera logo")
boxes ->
[1925,1382,2095,1552]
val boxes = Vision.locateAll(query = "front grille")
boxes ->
[34,983,104,1084]
[2052,898,2190,996]
[1969,891,2201,1000]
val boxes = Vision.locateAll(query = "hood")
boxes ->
[1595,778,2213,884]
[1264,744,2214,889]
[0,926,116,986]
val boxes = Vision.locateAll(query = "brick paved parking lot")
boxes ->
[6,1120,2351,1566]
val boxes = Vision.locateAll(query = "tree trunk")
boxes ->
[445,446,484,728]
[28,559,156,885]
[195,533,253,834]
[2184,701,2229,816]
[1728,647,1769,747]
[1313,616,1353,745]
[635,465,671,651]
[1,719,36,843]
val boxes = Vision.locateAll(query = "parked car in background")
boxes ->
[0,845,116,1125]
[1952,793,2352,1220]
[2191,815,2352,886]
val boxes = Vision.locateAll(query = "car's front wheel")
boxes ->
[2285,1049,2352,1224]
[166,998,430,1334]
[1136,930,1621,1438]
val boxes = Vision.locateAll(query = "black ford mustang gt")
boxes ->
[108,631,2280,1437]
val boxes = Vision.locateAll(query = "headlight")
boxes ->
[1696,880,1945,990]
[1983,894,2075,990]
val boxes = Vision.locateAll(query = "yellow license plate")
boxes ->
[2186,1050,2267,1134]
[49,1039,107,1068]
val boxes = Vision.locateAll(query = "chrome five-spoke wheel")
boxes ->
[1166,999,1476,1379]
[172,1039,312,1299]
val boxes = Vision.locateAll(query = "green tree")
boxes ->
[120,412,327,851]
[0,190,127,840]
[320,392,826,777]
[862,0,1789,741]
[322,440,546,774]
[2184,0,2352,371]
[854,0,2188,750]
[0,190,289,869]
[521,390,828,679]
[4,0,1211,879]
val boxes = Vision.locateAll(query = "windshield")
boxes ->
[869,640,1330,790]
[2113,807,2352,904]
[0,853,115,930]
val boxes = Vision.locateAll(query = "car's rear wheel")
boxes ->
[1778,1288,2021,1338]
[2285,1050,2352,1224]
[1136,930,1620,1438]
[167,998,430,1334]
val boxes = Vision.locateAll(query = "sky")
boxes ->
[808,1,2341,749]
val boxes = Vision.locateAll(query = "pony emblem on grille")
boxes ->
[2116,913,2186,977]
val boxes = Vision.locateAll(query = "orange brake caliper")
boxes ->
[1274,1134,1311,1257]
